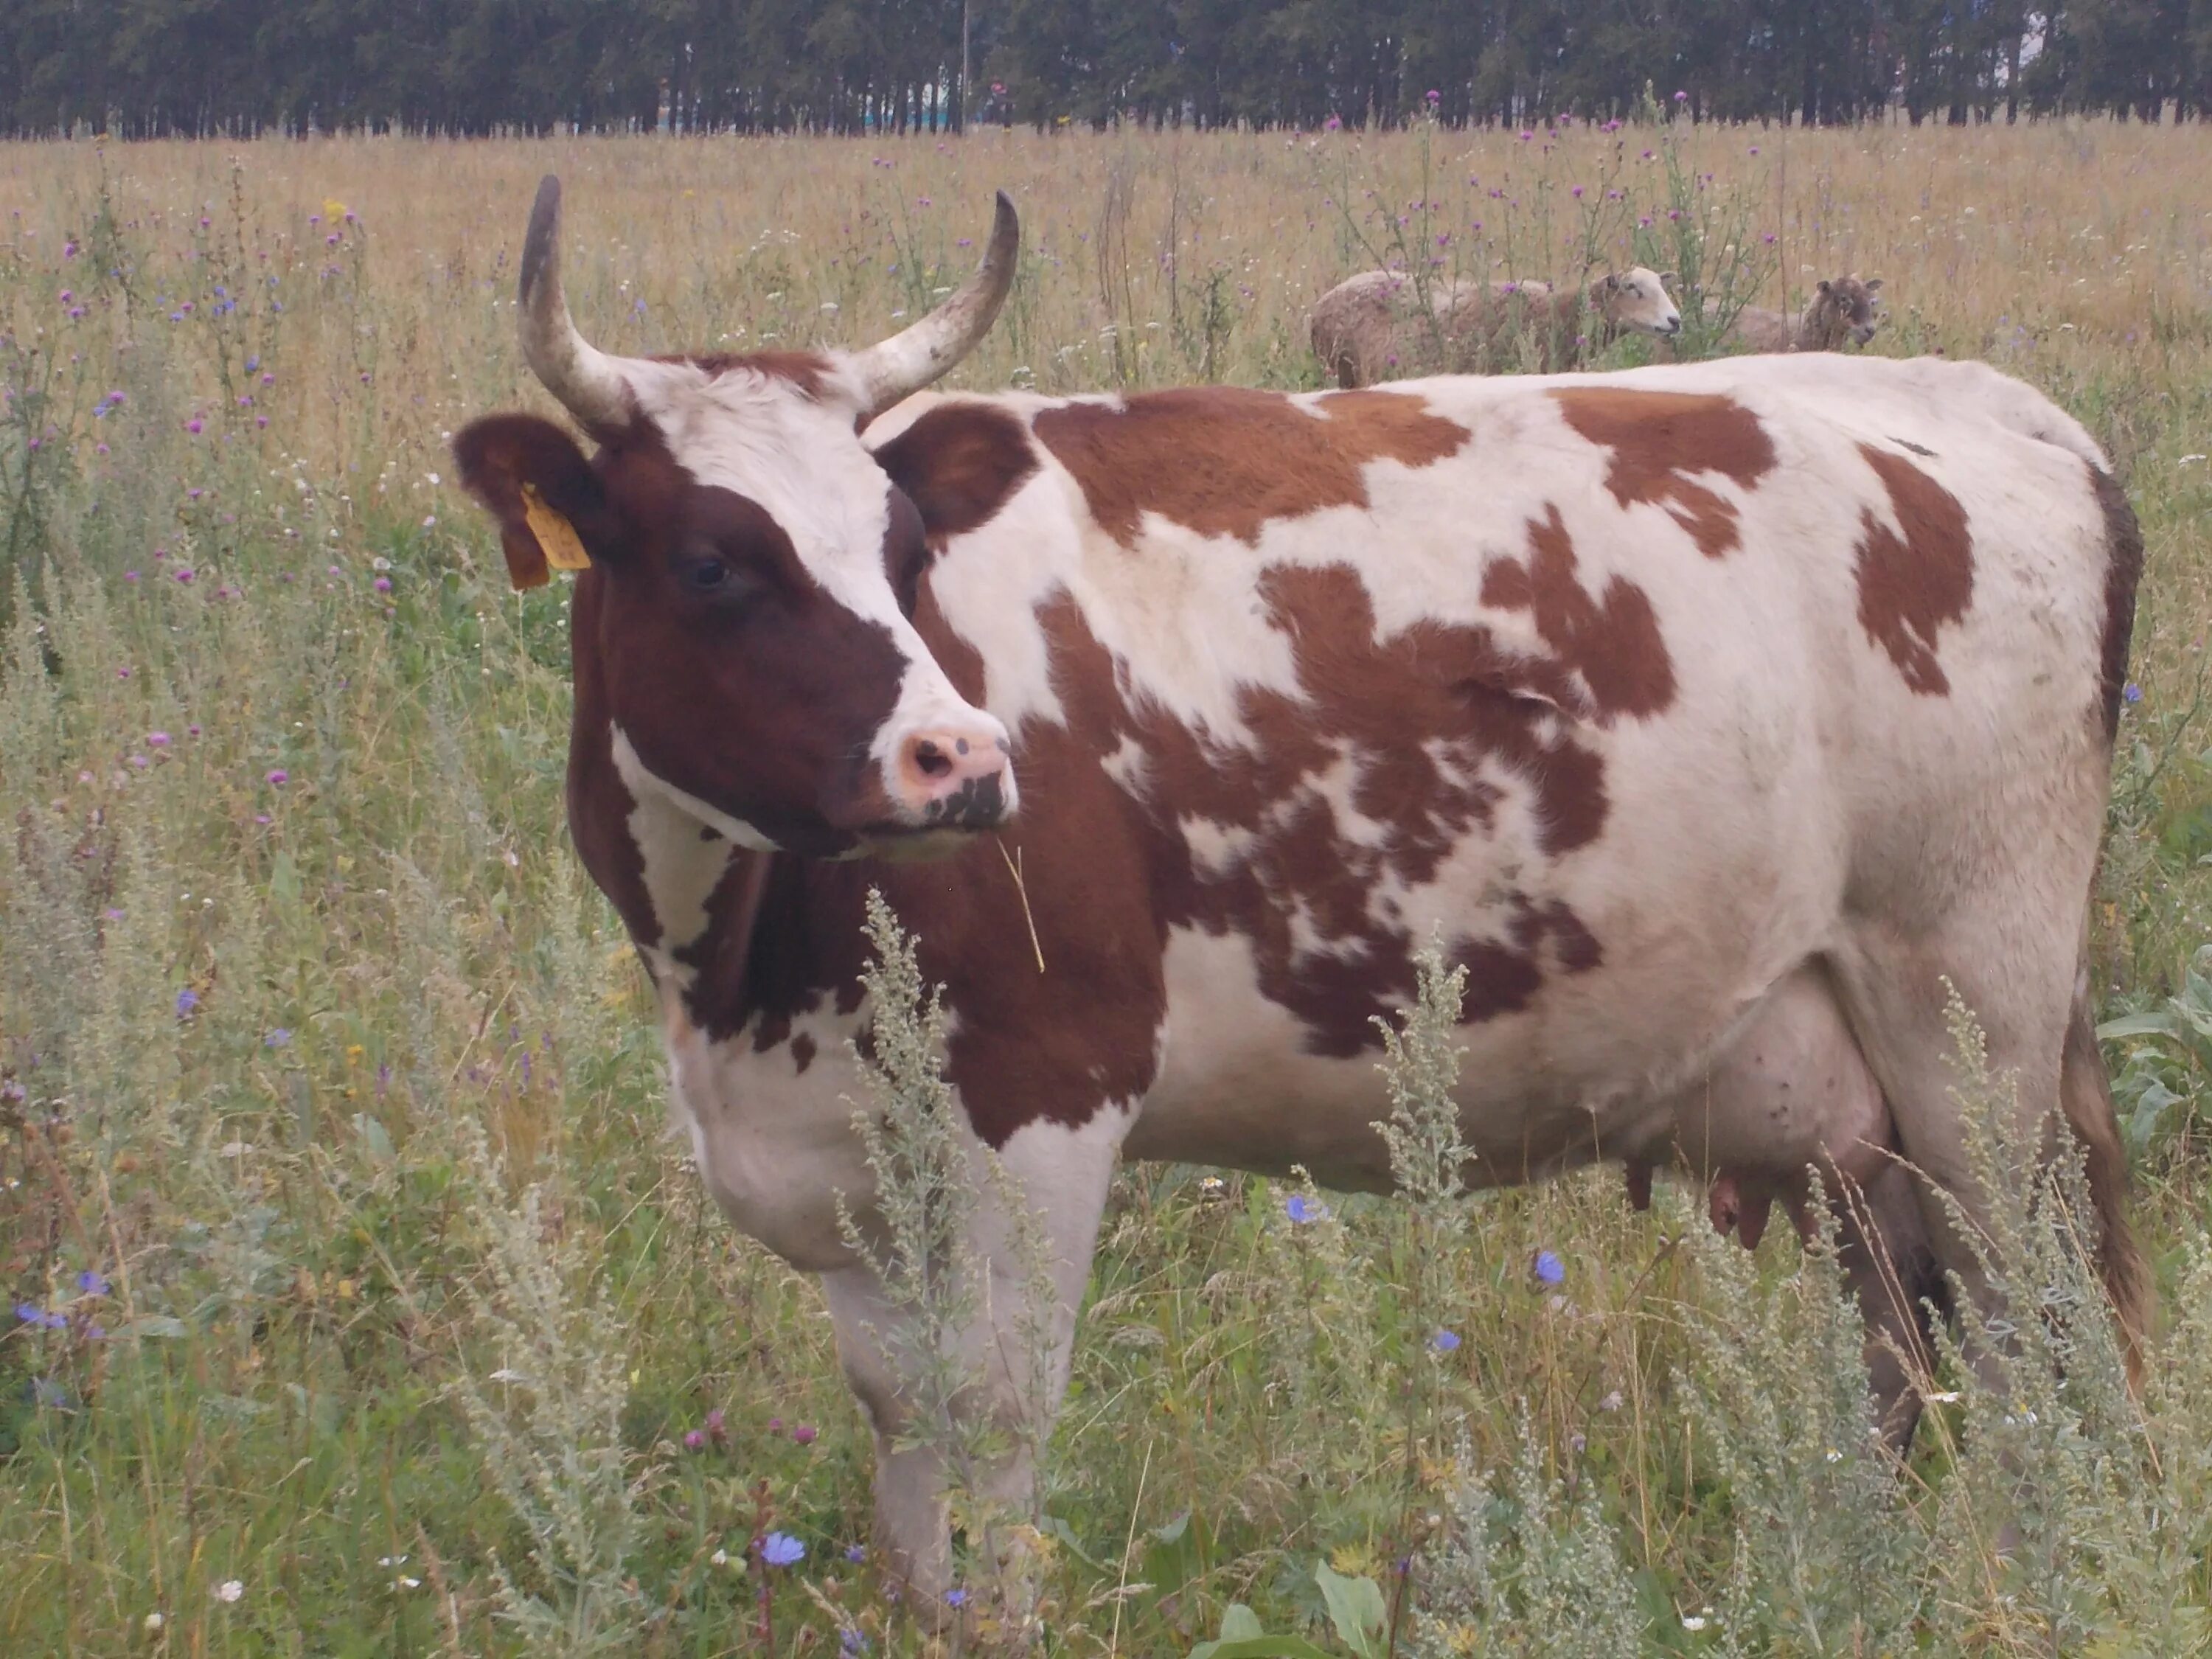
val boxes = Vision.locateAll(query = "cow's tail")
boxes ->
[2061,461,2151,1387]
[2060,973,2151,1388]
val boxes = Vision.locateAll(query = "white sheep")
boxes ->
[1310,266,1682,386]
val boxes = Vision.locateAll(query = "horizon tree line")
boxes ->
[1,0,2203,138]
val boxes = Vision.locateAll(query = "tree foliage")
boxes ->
[4,0,2209,136]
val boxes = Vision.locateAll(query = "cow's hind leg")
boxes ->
[821,1110,1121,1605]
[1831,902,2129,1400]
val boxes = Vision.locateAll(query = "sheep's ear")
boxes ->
[1598,273,1621,293]
[1817,279,1833,295]
[1864,277,1884,293]
[1657,271,1677,288]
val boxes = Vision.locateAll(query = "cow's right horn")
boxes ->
[517,175,635,437]
[845,192,1019,420]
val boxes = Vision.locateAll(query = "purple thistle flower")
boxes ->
[265,769,288,786]
[147,731,170,747]
[373,577,392,594]
[793,1423,818,1444]
[683,1429,706,1451]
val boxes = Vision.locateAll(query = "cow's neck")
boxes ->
[567,711,855,1054]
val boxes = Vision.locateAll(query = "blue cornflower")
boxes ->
[77,1270,109,1295]
[2124,682,2143,706]
[840,1630,871,1656]
[175,988,199,1017]
[844,1544,866,1564]
[1432,1329,1461,1352]
[14,1304,44,1325]
[759,1531,805,1568]
[1532,1250,1565,1286]
[265,1029,291,1048]
[245,356,260,372]
[1284,1194,1326,1225]
[945,1587,967,1608]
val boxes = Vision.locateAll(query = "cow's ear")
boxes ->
[1863,277,1884,293]
[870,401,1039,545]
[1817,279,1834,296]
[453,414,610,591]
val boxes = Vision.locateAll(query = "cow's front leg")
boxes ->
[821,1107,1124,1603]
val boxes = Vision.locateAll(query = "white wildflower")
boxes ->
[215,1579,244,1603]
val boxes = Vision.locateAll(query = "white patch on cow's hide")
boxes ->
[1178,814,1255,878]
[663,1000,874,1273]
[611,723,779,853]
[607,725,736,983]
[1099,733,1151,797]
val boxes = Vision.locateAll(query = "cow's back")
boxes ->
[889,356,2130,1183]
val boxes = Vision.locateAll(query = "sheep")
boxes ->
[1715,275,1885,354]
[1309,266,1683,386]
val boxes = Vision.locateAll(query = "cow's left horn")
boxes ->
[517,175,636,437]
[846,192,1019,420]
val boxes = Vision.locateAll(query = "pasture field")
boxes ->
[4,119,2212,1655]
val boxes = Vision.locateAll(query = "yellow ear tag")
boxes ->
[521,483,591,572]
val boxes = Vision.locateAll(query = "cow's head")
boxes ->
[454,177,1018,861]
[1812,275,1885,347]
[1596,267,1682,337]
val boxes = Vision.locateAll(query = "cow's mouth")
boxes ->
[846,823,998,864]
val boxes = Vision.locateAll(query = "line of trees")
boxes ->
[2,0,2205,139]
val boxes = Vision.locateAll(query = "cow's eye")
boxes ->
[686,557,759,602]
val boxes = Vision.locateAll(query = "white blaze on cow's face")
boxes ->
[1604,266,1683,336]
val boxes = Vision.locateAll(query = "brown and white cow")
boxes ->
[457,178,2147,1593]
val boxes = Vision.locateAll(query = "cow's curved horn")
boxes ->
[846,192,1019,419]
[517,175,634,436]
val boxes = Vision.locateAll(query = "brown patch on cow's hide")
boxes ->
[1852,443,1975,695]
[872,403,1040,542]
[2089,463,2143,744]
[1481,505,1676,720]
[1552,389,1775,557]
[667,349,837,399]
[790,1032,817,1074]
[1032,386,1469,547]
[1033,565,1613,1059]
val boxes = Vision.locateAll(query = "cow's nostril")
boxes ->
[912,738,953,780]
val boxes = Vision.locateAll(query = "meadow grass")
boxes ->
[2,118,2211,1655]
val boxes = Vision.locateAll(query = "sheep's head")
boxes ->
[1812,276,1884,347]
[1596,268,1681,337]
